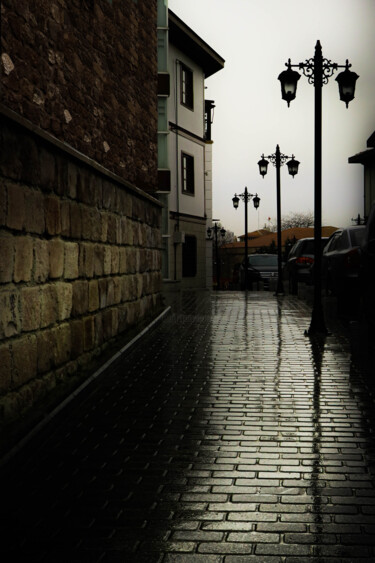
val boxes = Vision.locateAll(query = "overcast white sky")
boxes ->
[168,0,375,237]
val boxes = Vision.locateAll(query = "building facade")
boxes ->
[157,6,224,290]
[349,131,375,220]
[0,0,162,441]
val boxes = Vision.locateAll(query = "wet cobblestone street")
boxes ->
[1,291,375,562]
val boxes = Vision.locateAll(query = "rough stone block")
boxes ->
[0,343,12,393]
[79,243,94,278]
[53,324,71,366]
[36,329,56,373]
[88,280,99,312]
[34,238,49,282]
[7,183,25,231]
[12,334,38,387]
[111,246,119,274]
[71,319,84,359]
[60,200,70,236]
[103,246,112,275]
[72,280,88,316]
[0,289,21,339]
[56,282,73,320]
[0,233,14,283]
[119,247,127,274]
[14,236,33,282]
[69,202,82,239]
[45,196,61,235]
[40,284,57,328]
[49,238,64,278]
[64,242,79,280]
[24,188,45,234]
[21,286,41,332]
[83,316,95,351]
[94,244,104,276]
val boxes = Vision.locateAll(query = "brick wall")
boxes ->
[1,0,158,193]
[0,111,162,430]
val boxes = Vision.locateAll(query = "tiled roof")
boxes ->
[224,227,338,249]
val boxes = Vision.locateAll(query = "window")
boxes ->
[180,64,193,109]
[181,153,194,195]
[183,236,197,277]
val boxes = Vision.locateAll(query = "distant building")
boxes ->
[349,130,375,220]
[157,6,225,290]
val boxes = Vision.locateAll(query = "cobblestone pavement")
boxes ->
[1,291,375,562]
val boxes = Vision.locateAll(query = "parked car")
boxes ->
[240,254,278,290]
[322,225,366,307]
[284,237,328,294]
[360,203,375,329]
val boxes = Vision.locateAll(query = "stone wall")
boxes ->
[0,110,162,429]
[1,0,158,193]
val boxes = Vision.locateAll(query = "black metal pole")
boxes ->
[215,225,220,290]
[275,146,284,294]
[308,40,327,334]
[244,187,248,291]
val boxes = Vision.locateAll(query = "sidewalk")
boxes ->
[1,290,375,562]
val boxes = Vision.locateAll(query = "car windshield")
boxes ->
[248,255,278,266]
[349,228,365,247]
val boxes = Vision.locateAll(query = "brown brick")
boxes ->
[94,244,104,276]
[12,334,38,387]
[69,202,82,239]
[0,342,12,393]
[40,284,57,328]
[53,324,71,366]
[71,319,84,359]
[83,316,95,351]
[49,238,64,278]
[119,247,127,274]
[103,246,112,275]
[111,246,120,274]
[72,280,88,316]
[0,232,14,283]
[55,282,72,320]
[78,243,94,277]
[64,242,79,279]
[0,289,21,339]
[88,280,99,312]
[24,188,45,234]
[45,196,61,235]
[7,183,25,231]
[21,286,41,332]
[34,238,49,282]
[14,236,33,282]
[36,329,56,373]
[60,200,70,236]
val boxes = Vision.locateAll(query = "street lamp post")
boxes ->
[232,188,260,290]
[258,145,299,295]
[278,40,358,335]
[207,221,226,290]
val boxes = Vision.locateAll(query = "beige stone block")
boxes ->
[64,242,79,279]
[0,233,14,283]
[103,246,112,275]
[7,183,25,231]
[45,196,61,235]
[36,329,56,373]
[71,319,84,359]
[24,188,45,234]
[56,282,73,320]
[34,239,49,282]
[88,280,99,312]
[94,244,104,276]
[113,277,122,304]
[21,286,41,332]
[111,246,119,274]
[0,289,21,338]
[12,334,38,387]
[83,316,95,351]
[72,280,88,316]
[78,243,94,278]
[53,324,71,366]
[119,247,127,274]
[49,239,64,278]
[0,343,12,393]
[14,236,33,282]
[40,284,57,328]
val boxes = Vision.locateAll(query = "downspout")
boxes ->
[174,58,180,280]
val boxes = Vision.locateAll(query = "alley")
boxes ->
[1,291,375,562]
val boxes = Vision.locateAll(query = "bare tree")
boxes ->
[267,212,314,231]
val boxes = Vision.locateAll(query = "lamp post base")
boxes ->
[305,304,328,336]
[274,279,284,296]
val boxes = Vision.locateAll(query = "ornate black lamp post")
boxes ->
[278,40,358,334]
[232,188,260,290]
[207,221,226,290]
[258,145,299,295]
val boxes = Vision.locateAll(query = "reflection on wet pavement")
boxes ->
[1,291,375,561]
